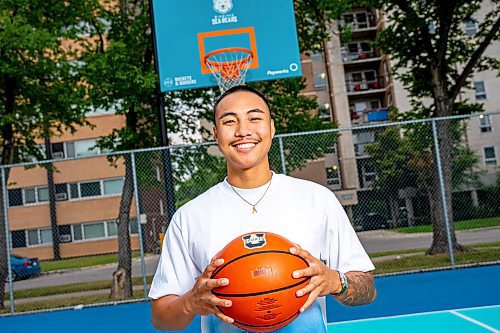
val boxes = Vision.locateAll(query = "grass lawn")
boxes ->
[0,291,147,314]
[40,252,142,272]
[5,276,153,300]
[393,216,500,233]
[374,246,500,275]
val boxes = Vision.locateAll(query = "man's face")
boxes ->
[213,91,275,172]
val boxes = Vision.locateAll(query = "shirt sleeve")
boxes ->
[326,194,375,273]
[148,217,200,299]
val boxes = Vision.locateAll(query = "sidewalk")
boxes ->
[5,284,151,306]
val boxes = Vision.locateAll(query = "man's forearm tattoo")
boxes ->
[335,271,376,306]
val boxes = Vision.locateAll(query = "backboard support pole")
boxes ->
[149,0,177,228]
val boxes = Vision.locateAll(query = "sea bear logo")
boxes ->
[242,233,267,249]
[213,0,233,15]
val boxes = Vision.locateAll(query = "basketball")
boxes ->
[211,232,310,332]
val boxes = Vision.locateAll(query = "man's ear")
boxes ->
[213,125,218,142]
[270,119,276,138]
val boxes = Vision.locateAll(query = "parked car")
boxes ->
[360,213,392,231]
[10,255,41,281]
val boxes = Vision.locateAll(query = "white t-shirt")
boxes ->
[149,173,374,332]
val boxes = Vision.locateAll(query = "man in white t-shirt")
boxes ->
[149,86,376,332]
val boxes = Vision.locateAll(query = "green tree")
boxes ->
[365,126,415,227]
[0,0,97,309]
[401,109,481,253]
[366,0,500,254]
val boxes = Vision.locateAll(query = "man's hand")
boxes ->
[184,258,234,324]
[289,246,342,312]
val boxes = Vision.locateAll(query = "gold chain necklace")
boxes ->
[230,176,273,213]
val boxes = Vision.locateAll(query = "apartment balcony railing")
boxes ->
[342,50,377,63]
[345,77,386,93]
[351,108,389,125]
[339,13,377,31]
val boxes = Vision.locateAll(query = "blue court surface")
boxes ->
[1,265,499,333]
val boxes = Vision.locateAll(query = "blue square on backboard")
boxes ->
[151,0,303,92]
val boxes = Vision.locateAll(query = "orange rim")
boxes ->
[204,47,253,80]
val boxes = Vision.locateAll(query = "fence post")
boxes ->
[130,152,149,299]
[278,137,287,175]
[1,167,15,314]
[431,119,456,268]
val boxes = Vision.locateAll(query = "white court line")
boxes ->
[449,310,499,333]
[328,304,500,326]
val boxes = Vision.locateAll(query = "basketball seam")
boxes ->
[211,250,308,278]
[212,277,310,298]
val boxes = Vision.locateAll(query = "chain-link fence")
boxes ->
[1,112,499,314]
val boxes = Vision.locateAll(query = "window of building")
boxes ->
[319,103,332,122]
[356,12,369,28]
[11,230,26,248]
[66,142,76,158]
[70,183,79,199]
[27,228,52,247]
[464,20,477,36]
[107,221,118,236]
[8,189,23,207]
[484,147,497,166]
[80,181,102,197]
[474,81,487,100]
[362,164,377,184]
[326,166,340,186]
[479,115,492,133]
[59,225,72,243]
[314,73,327,90]
[364,71,376,82]
[24,188,37,204]
[103,179,124,195]
[73,224,83,240]
[130,220,139,234]
[27,230,38,246]
[71,220,134,243]
[11,178,123,206]
[51,142,65,159]
[55,184,69,201]
[75,139,98,157]
[37,187,49,202]
[21,186,49,205]
[83,222,106,239]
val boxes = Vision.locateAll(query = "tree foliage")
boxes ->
[361,0,500,254]
[0,0,99,310]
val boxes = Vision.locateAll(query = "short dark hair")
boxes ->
[213,85,271,116]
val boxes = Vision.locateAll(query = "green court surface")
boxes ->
[328,305,500,333]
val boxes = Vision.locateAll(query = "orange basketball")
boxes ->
[211,232,309,332]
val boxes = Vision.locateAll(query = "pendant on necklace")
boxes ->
[252,206,257,213]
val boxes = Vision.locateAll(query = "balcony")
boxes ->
[342,50,376,63]
[338,11,381,39]
[339,13,377,31]
[345,77,387,96]
[351,107,389,125]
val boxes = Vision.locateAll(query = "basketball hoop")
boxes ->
[204,47,253,93]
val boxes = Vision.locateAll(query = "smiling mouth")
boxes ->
[232,142,257,149]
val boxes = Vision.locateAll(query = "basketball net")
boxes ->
[204,47,253,93]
